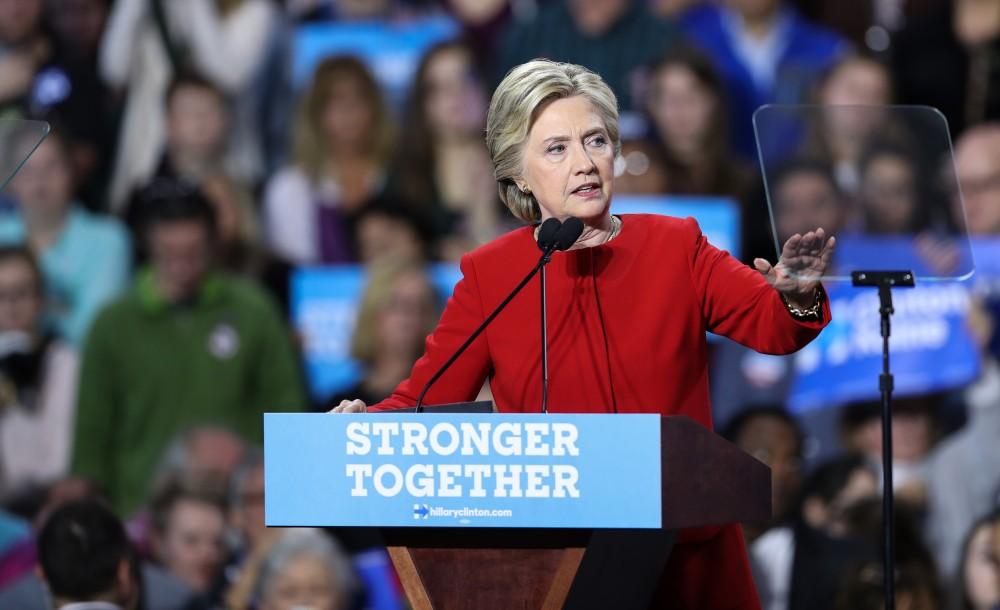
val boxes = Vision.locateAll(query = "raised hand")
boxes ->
[753,228,836,308]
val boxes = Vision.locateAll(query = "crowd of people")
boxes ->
[0,0,999,608]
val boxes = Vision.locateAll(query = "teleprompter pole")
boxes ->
[850,270,915,610]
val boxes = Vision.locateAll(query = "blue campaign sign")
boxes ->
[265,413,662,529]
[612,195,741,257]
[787,236,980,412]
[292,16,460,108]
[292,264,461,402]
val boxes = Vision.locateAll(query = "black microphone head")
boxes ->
[554,217,584,251]
[537,218,561,252]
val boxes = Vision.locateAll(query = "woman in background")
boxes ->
[643,46,752,199]
[264,56,393,265]
[327,260,440,409]
[391,41,503,260]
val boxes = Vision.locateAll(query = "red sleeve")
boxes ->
[684,217,830,354]
[369,254,493,411]
[655,524,763,609]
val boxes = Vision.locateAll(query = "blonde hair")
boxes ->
[350,261,438,365]
[485,59,621,223]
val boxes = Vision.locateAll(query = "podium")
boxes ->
[264,412,770,610]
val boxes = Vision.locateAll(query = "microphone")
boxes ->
[414,218,565,412]
[554,217,584,250]
[536,217,561,254]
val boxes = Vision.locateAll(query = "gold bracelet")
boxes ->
[781,287,824,322]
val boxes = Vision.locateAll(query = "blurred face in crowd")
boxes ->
[423,47,485,141]
[8,138,73,224]
[155,498,226,593]
[47,0,107,52]
[804,466,878,537]
[518,96,615,224]
[647,64,715,157]
[0,0,43,44]
[818,60,891,145]
[167,85,228,161]
[148,220,213,302]
[964,521,1000,610]
[845,411,933,463]
[0,256,41,335]
[860,152,918,234]
[773,169,843,240]
[567,0,630,36]
[820,59,891,107]
[954,129,1000,235]
[356,213,423,266]
[377,270,436,359]
[891,411,933,462]
[230,463,265,551]
[954,0,1000,47]
[321,77,375,154]
[186,428,244,487]
[734,414,802,518]
[261,553,343,610]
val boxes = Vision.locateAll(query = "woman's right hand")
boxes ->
[329,399,367,413]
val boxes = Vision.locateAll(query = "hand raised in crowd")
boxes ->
[329,399,367,413]
[754,227,836,309]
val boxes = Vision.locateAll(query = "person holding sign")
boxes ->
[331,59,835,609]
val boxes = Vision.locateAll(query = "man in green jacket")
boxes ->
[72,187,305,516]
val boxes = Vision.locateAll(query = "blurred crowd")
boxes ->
[0,0,999,608]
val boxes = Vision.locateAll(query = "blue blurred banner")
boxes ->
[612,195,741,257]
[293,16,460,109]
[787,235,985,412]
[291,198,741,402]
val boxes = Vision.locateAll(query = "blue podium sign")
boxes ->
[265,413,662,529]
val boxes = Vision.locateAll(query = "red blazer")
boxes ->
[373,214,831,609]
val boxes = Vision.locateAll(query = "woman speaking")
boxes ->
[332,59,834,608]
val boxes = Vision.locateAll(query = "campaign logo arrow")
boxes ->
[413,504,429,519]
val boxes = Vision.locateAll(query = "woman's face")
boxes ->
[964,522,1000,610]
[167,86,227,160]
[647,65,715,153]
[819,61,891,141]
[424,48,486,139]
[321,79,375,151]
[773,171,843,240]
[377,271,436,358]
[861,153,917,234]
[262,554,341,610]
[518,95,615,223]
[8,138,72,222]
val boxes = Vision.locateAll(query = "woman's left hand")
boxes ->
[753,228,836,308]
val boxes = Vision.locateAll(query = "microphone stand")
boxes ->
[540,257,550,414]
[415,247,558,412]
[851,269,915,610]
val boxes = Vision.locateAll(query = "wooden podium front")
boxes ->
[264,412,769,610]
